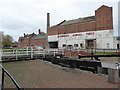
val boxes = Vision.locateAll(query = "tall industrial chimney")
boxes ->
[24,33,26,37]
[38,29,41,34]
[47,13,50,30]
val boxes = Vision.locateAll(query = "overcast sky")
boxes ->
[0,0,119,41]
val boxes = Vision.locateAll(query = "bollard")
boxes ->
[108,68,119,83]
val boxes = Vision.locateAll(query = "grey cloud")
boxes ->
[0,0,118,41]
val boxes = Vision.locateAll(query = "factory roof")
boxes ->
[31,33,47,40]
[52,16,95,27]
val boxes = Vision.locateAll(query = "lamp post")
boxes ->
[91,48,94,60]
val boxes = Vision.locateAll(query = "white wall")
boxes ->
[48,29,114,49]
[48,35,58,42]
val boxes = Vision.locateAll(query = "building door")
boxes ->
[86,39,96,49]
[117,44,119,49]
[49,42,58,48]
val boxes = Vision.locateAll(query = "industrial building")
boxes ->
[47,5,119,49]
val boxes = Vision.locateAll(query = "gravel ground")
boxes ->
[2,60,118,88]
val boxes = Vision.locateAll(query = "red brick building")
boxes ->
[47,5,113,36]
[18,30,47,49]
[47,5,114,49]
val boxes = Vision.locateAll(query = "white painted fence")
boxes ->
[2,48,64,59]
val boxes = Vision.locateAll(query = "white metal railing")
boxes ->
[2,48,64,59]
[2,48,118,57]
[2,48,118,61]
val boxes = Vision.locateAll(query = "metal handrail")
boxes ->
[0,66,23,90]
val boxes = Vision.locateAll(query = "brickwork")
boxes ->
[18,37,30,48]
[95,5,113,30]
[30,38,47,49]
[18,32,47,49]
[47,5,113,36]
[64,51,92,57]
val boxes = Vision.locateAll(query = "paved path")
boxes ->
[3,60,118,88]
[79,57,119,64]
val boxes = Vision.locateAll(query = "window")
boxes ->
[116,37,120,40]
[62,44,66,47]
[117,44,119,49]
[80,43,83,48]
[107,43,109,49]
[74,44,78,47]
[67,45,73,50]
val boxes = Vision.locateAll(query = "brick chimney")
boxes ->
[24,33,26,37]
[38,29,41,34]
[47,13,50,31]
